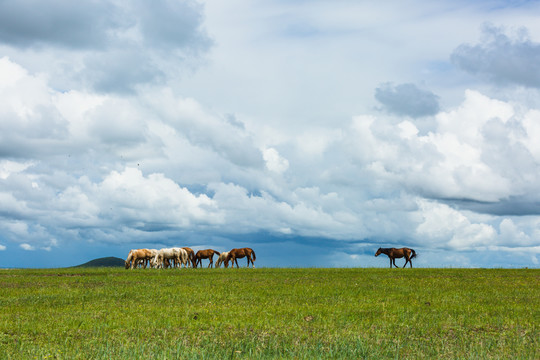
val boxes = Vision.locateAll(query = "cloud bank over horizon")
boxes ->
[1,0,539,268]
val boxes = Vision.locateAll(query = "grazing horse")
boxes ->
[375,247,417,268]
[172,247,189,268]
[125,249,153,269]
[146,249,159,268]
[226,248,256,268]
[154,248,187,269]
[215,251,229,268]
[195,249,220,268]
[182,247,196,268]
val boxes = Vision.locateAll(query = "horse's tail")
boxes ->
[214,250,220,255]
[251,249,256,261]
[410,249,417,259]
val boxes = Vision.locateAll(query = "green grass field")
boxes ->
[0,267,538,359]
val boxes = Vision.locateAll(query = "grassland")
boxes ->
[0,267,538,359]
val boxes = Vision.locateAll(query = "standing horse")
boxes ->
[375,247,417,268]
[195,249,220,268]
[226,248,256,268]
[215,251,229,268]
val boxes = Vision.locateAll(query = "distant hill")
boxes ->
[75,257,125,268]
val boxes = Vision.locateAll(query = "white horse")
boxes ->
[215,251,229,268]
[154,247,188,269]
[172,247,188,268]
[147,249,159,268]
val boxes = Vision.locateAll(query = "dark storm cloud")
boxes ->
[451,24,540,88]
[450,197,540,217]
[374,83,440,118]
[0,0,122,49]
[135,0,211,51]
[0,0,212,93]
[83,49,166,94]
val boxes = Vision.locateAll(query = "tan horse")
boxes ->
[194,249,220,268]
[125,249,153,269]
[215,251,229,268]
[226,248,256,268]
[375,247,417,268]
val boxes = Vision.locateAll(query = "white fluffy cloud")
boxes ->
[263,148,289,174]
[347,90,540,204]
[20,243,35,251]
[1,55,540,260]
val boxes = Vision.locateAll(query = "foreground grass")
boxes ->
[0,268,538,359]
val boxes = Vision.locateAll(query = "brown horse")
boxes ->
[182,247,196,267]
[194,249,220,268]
[375,247,417,268]
[226,248,256,268]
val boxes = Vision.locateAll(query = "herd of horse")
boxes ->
[124,247,256,270]
[125,246,416,269]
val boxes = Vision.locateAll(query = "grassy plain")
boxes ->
[0,267,538,359]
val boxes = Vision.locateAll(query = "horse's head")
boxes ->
[124,260,130,269]
[375,248,382,257]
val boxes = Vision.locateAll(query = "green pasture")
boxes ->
[0,267,538,359]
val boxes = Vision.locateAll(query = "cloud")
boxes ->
[415,199,496,250]
[20,243,35,251]
[263,148,289,174]
[0,244,6,251]
[0,0,212,93]
[451,23,540,88]
[1,49,540,267]
[375,83,440,118]
[0,0,121,49]
[350,89,540,207]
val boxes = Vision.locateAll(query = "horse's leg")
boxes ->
[389,257,392,268]
[234,257,239,268]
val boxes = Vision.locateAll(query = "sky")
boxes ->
[1,0,540,268]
